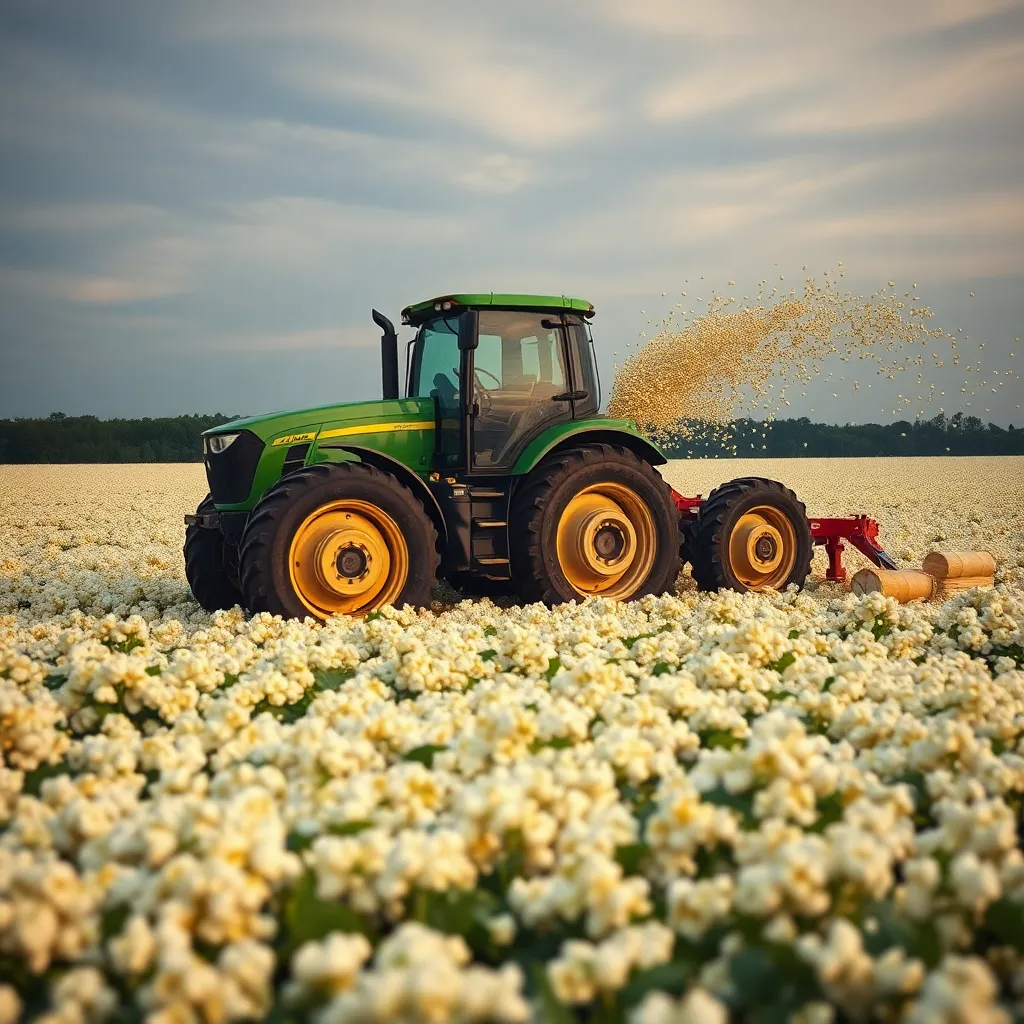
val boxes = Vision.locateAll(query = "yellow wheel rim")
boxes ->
[288,499,408,618]
[727,504,797,590]
[556,482,657,600]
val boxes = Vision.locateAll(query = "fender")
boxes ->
[311,443,448,546]
[510,420,668,476]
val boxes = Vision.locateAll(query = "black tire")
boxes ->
[238,462,438,620]
[688,476,813,593]
[509,444,681,606]
[184,494,243,612]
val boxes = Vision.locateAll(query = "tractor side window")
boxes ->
[472,311,572,470]
[567,321,599,416]
[473,333,504,387]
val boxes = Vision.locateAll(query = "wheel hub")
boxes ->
[727,505,798,589]
[337,545,369,579]
[593,523,626,560]
[754,534,776,562]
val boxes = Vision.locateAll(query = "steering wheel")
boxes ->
[475,366,501,388]
[453,367,498,417]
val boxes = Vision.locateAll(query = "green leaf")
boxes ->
[111,637,145,654]
[767,651,796,673]
[144,665,162,677]
[402,744,446,767]
[480,649,498,662]
[545,656,562,681]
[414,887,500,940]
[279,871,375,961]
[699,729,743,751]
[43,672,65,690]
[22,759,69,797]
[728,947,779,1004]
[985,898,1024,952]
[871,616,893,639]
[862,901,942,967]
[787,629,801,640]
[652,661,672,676]
[727,943,820,1016]
[313,668,355,691]
[694,843,736,878]
[622,631,658,649]
[101,902,132,941]
[620,959,694,1007]
[615,842,650,875]
[808,791,845,832]
[364,610,383,622]
[483,625,498,637]
[821,676,836,692]
[329,819,375,837]
[528,737,575,753]
[701,786,758,828]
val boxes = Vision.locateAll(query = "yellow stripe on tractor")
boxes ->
[318,420,434,440]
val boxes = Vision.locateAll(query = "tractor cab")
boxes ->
[398,294,600,474]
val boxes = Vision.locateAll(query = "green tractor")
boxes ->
[184,293,815,620]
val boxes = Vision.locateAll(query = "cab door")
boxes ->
[468,310,573,472]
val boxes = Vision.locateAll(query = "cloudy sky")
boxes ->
[0,0,1021,425]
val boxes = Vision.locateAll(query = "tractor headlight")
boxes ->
[207,433,240,455]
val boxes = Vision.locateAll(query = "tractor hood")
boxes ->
[203,397,436,445]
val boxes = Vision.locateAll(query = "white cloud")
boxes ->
[595,0,1020,43]
[456,154,534,194]
[185,1,608,148]
[208,119,537,195]
[288,57,603,149]
[771,37,1024,133]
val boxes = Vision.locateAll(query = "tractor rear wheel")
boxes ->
[688,477,812,593]
[239,463,438,620]
[184,494,243,612]
[510,444,681,605]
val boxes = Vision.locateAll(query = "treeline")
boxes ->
[663,413,1024,458]
[0,411,1021,463]
[0,413,242,463]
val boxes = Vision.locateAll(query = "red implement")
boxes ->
[669,489,897,583]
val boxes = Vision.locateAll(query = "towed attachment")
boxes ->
[670,488,898,583]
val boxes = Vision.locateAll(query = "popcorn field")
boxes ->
[1,460,1023,1024]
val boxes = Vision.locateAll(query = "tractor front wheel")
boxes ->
[510,444,681,605]
[687,477,812,593]
[184,494,243,612]
[239,463,438,620]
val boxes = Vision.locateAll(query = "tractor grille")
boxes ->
[205,430,264,505]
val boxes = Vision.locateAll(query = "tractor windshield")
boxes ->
[409,315,461,404]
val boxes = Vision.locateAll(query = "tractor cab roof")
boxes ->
[401,292,594,327]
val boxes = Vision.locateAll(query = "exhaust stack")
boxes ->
[373,309,400,400]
